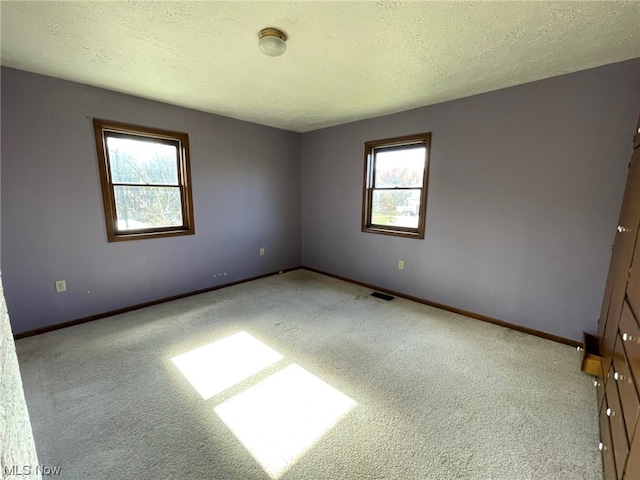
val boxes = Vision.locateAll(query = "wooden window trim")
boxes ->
[361,132,430,239]
[93,119,195,242]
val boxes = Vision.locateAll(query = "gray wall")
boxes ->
[301,59,640,342]
[1,82,40,477]
[1,67,301,335]
[3,60,639,341]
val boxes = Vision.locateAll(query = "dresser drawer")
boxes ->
[613,336,640,440]
[605,368,630,479]
[627,222,640,319]
[597,373,606,412]
[625,425,640,480]
[620,301,640,386]
[600,399,618,480]
[582,332,603,376]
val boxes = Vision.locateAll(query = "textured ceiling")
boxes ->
[1,1,639,133]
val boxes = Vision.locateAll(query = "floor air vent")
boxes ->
[371,292,394,301]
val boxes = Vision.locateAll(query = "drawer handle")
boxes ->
[614,372,625,381]
[599,442,607,452]
[594,380,600,387]
[606,408,615,417]
[623,332,635,342]
[618,226,629,233]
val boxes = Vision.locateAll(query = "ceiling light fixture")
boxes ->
[258,28,287,57]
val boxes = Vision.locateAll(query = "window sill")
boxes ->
[108,228,195,242]
[361,226,424,239]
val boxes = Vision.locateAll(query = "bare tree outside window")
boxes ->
[108,136,182,230]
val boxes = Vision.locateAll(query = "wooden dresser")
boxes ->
[596,112,640,480]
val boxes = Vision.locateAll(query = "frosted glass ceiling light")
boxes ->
[258,28,287,57]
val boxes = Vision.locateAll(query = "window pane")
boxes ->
[107,136,179,185]
[114,186,183,230]
[374,146,425,188]
[371,189,422,228]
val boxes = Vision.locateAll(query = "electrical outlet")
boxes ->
[260,248,265,256]
[398,261,405,270]
[55,280,67,292]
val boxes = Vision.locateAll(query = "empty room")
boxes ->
[2,2,640,479]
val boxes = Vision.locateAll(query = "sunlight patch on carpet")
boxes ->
[214,363,357,479]
[171,331,283,399]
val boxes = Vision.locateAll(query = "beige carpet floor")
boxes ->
[16,269,603,479]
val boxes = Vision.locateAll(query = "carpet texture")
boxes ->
[16,270,603,480]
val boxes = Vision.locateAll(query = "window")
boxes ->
[362,133,430,239]
[93,119,195,242]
